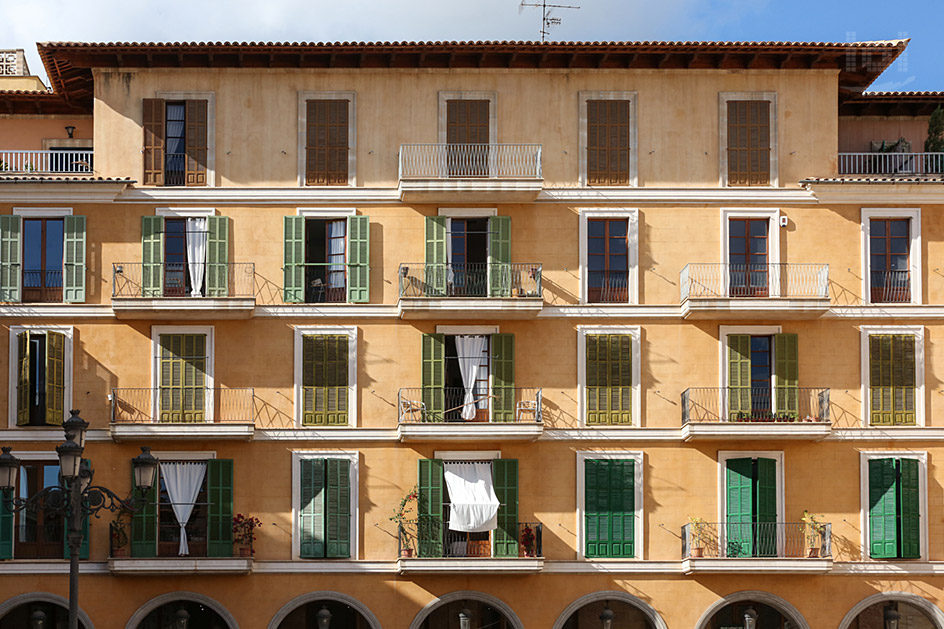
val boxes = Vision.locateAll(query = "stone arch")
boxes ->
[124,591,238,629]
[552,590,669,629]
[0,592,94,629]
[409,590,524,629]
[838,591,944,629]
[267,591,382,629]
[694,590,810,629]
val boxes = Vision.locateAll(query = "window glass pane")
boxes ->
[23,220,42,271]
[870,255,886,270]
[588,239,605,255]
[870,238,885,255]
[891,256,909,271]
[608,221,627,238]
[588,221,605,238]
[729,239,745,254]
[890,239,908,255]
[749,220,767,237]
[889,220,909,238]
[609,238,627,255]
[870,219,885,237]
[750,238,767,255]
[45,220,63,271]
[729,220,745,238]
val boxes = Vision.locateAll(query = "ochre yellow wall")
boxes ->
[0,116,93,150]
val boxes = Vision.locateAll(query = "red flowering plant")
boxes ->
[389,485,418,556]
[232,513,264,555]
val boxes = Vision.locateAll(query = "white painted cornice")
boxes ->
[543,560,683,573]
[0,429,111,442]
[541,428,681,441]
[116,187,401,205]
[536,187,818,205]
[832,561,944,575]
[255,305,400,318]
[0,183,129,203]
[829,428,944,441]
[805,183,944,204]
[253,560,396,573]
[254,428,399,441]
[539,305,680,318]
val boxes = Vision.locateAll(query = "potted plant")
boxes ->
[389,485,418,558]
[802,510,825,557]
[926,105,944,174]
[520,523,536,557]
[110,509,131,558]
[688,516,707,557]
[232,513,263,557]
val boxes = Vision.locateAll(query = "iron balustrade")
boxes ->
[870,269,911,303]
[838,152,944,176]
[398,387,542,424]
[586,270,630,303]
[110,387,255,425]
[682,521,832,559]
[681,387,830,424]
[399,143,543,179]
[398,262,542,299]
[397,517,543,558]
[680,263,829,300]
[164,153,187,186]
[22,269,63,302]
[0,150,94,174]
[295,262,350,303]
[112,262,255,298]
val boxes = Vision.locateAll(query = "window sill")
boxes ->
[108,557,252,575]
[397,297,543,320]
[396,557,543,574]
[681,421,831,441]
[398,422,543,442]
[681,296,830,320]
[682,557,832,574]
[398,178,543,203]
[110,423,254,442]
[111,297,255,320]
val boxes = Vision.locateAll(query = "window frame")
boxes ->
[150,325,215,424]
[717,450,785,531]
[718,325,783,416]
[859,325,925,427]
[438,91,497,144]
[7,452,62,559]
[578,91,638,187]
[7,325,73,429]
[578,208,639,305]
[293,325,358,427]
[290,450,359,560]
[719,92,778,187]
[297,91,357,187]
[859,450,928,562]
[576,325,641,427]
[861,208,921,305]
[154,91,216,187]
[575,450,643,560]
[721,208,781,297]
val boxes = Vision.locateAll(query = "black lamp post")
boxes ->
[458,607,473,629]
[30,608,47,629]
[315,605,332,629]
[174,607,190,629]
[744,606,759,629]
[0,411,158,629]
[599,603,615,629]
[884,604,900,629]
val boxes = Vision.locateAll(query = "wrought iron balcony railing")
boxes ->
[398,517,543,559]
[399,143,543,179]
[838,152,944,176]
[0,149,93,174]
[870,269,911,303]
[586,270,630,303]
[112,262,255,298]
[680,263,829,300]
[398,387,542,424]
[682,521,832,559]
[110,387,254,425]
[681,387,830,424]
[398,262,542,299]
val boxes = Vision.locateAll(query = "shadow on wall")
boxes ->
[75,328,119,425]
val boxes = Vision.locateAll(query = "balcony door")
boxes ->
[22,218,64,303]
[869,218,911,303]
[587,218,629,303]
[449,218,489,297]
[304,218,347,303]
[725,457,777,558]
[446,99,489,177]
[728,218,768,297]
[15,461,62,559]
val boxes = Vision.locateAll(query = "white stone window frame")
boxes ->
[578,91,638,187]
[575,450,644,560]
[718,325,782,420]
[578,208,639,305]
[293,325,358,428]
[150,325,216,424]
[860,208,922,306]
[720,208,782,297]
[297,91,357,187]
[858,450,928,562]
[291,450,359,560]
[155,91,217,187]
[719,92,779,187]
[7,325,74,429]
[437,91,498,143]
[155,207,216,218]
[859,325,925,428]
[576,325,642,427]
[717,450,785,556]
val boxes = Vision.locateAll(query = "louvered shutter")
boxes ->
[45,331,65,426]
[207,459,234,557]
[586,334,633,425]
[205,216,229,297]
[725,457,754,557]
[755,457,777,557]
[727,100,770,186]
[774,333,799,419]
[421,334,445,422]
[417,458,444,558]
[131,468,158,558]
[16,331,28,426]
[869,458,899,558]
[159,334,206,423]
[65,459,91,559]
[347,215,370,303]
[299,457,325,558]
[587,100,630,185]
[492,458,519,557]
[302,335,349,426]
[185,100,208,186]
[141,216,164,297]
[62,215,86,303]
[0,490,12,559]
[325,458,351,558]
[488,216,512,297]
[283,215,305,303]
[0,215,21,302]
[585,459,635,558]
[306,100,349,186]
[142,98,165,186]
[892,335,916,425]
[727,334,752,418]
[424,216,448,296]
[899,458,920,559]
[870,335,893,425]
[491,333,515,422]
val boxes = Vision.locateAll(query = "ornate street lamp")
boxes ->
[744,606,759,629]
[884,604,900,629]
[30,608,47,629]
[599,603,615,629]
[62,410,89,450]
[174,607,190,629]
[131,446,159,493]
[458,607,473,629]
[316,605,332,629]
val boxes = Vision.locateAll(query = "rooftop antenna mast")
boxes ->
[519,0,580,42]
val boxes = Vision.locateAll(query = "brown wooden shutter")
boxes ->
[446,100,489,144]
[185,99,208,186]
[587,100,630,186]
[143,98,165,186]
[727,100,770,186]
[305,100,349,186]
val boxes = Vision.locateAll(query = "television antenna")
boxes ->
[519,0,580,42]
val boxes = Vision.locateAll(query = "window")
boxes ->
[861,452,926,560]
[862,209,921,305]
[724,331,799,420]
[297,92,356,186]
[723,456,778,557]
[293,453,356,559]
[0,212,86,303]
[8,326,72,428]
[579,92,637,187]
[720,93,777,187]
[141,213,230,298]
[728,218,769,296]
[283,213,370,304]
[294,326,357,427]
[867,333,917,426]
[143,98,210,187]
[438,92,496,178]
[578,209,638,304]
[577,452,641,559]
[577,326,640,426]
[157,333,208,423]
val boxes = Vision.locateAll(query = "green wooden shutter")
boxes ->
[586,334,633,425]
[45,331,65,426]
[870,335,893,426]
[488,215,512,297]
[65,459,91,559]
[727,335,752,418]
[16,331,28,426]
[491,333,515,422]
[424,216,448,297]
[159,334,206,423]
[774,333,799,419]
[62,215,86,303]
[893,335,916,426]
[417,458,444,558]
[869,457,899,559]
[725,457,754,557]
[0,215,21,302]
[205,215,229,297]
[141,216,164,297]
[492,458,519,557]
[585,459,635,558]
[347,215,370,303]
[421,334,445,422]
[299,457,326,558]
[0,490,12,559]
[207,459,234,557]
[131,468,158,558]
[899,457,920,559]
[755,457,777,557]
[283,215,305,303]
[325,458,351,558]
[302,335,349,426]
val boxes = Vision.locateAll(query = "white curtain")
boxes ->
[455,335,487,420]
[160,461,208,556]
[186,217,207,297]
[443,461,499,532]
[327,220,346,293]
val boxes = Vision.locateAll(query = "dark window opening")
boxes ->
[443,335,490,422]
[164,101,187,187]
[870,218,911,303]
[304,218,347,303]
[27,333,47,425]
[449,218,489,297]
[15,461,63,559]
[728,218,768,296]
[587,218,629,303]
[22,218,63,303]
[162,218,191,297]
[48,146,92,173]
[157,466,209,558]
[750,336,772,414]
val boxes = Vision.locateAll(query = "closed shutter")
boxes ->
[870,335,916,426]
[585,334,633,425]
[62,215,86,303]
[587,100,631,185]
[0,490,12,559]
[283,215,305,303]
[299,457,326,558]
[446,100,489,176]
[424,216,448,296]
[65,459,91,559]
[306,100,349,186]
[205,216,229,297]
[302,334,349,426]
[727,334,752,418]
[490,333,515,422]
[141,216,164,297]
[755,457,777,557]
[421,333,445,422]
[16,331,28,426]
[184,99,208,186]
[727,100,770,186]
[325,458,351,558]
[347,215,370,303]
[488,216,512,297]
[0,215,21,302]
[584,459,635,558]
[131,469,158,558]
[899,457,920,559]
[142,98,165,186]
[492,458,519,557]
[893,335,916,425]
[869,457,899,559]
[45,331,65,426]
[159,334,206,423]
[417,458,444,558]
[207,459,234,557]
[774,333,799,418]
[725,457,754,557]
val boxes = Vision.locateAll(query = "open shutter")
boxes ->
[774,333,799,419]
[899,457,920,559]
[727,334,752,418]
[725,457,754,557]
[0,490,12,559]
[491,333,515,422]
[185,99,208,186]
[586,334,633,425]
[325,458,351,558]
[65,459,91,559]
[283,215,305,303]
[62,215,86,303]
[488,216,512,297]
[207,459,234,557]
[424,216,448,297]
[347,215,370,303]
[0,215,21,302]
[417,458,444,558]
[16,331,28,426]
[131,468,158,558]
[869,457,899,558]
[141,216,164,297]
[299,458,326,558]
[205,216,229,297]
[143,98,165,186]
[45,331,65,426]
[585,459,634,558]
[755,457,777,557]
[492,458,519,557]
[421,334,445,422]
[892,335,916,425]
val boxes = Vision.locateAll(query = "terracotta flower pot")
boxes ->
[399,548,414,558]
[691,547,704,558]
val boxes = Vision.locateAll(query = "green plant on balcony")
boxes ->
[389,485,418,558]
[802,510,826,557]
[927,106,944,173]
[110,508,131,558]
[232,513,263,557]
[688,516,708,557]
[520,523,536,557]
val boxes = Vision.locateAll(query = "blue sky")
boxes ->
[2,0,940,91]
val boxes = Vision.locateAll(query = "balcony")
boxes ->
[0,149,94,175]
[681,387,830,440]
[397,263,543,319]
[838,152,944,176]
[870,270,911,304]
[681,521,832,574]
[679,263,830,319]
[111,262,256,319]
[397,518,543,574]
[397,387,543,441]
[109,387,255,441]
[398,143,543,202]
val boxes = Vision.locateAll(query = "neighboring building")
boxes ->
[0,38,944,628]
